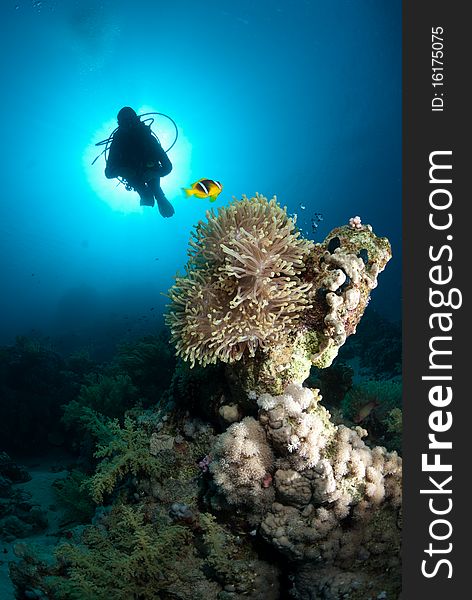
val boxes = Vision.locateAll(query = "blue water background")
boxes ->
[0,0,401,355]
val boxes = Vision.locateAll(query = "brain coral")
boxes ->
[166,194,313,367]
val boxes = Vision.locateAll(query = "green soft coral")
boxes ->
[89,417,175,503]
[200,513,239,582]
[48,505,194,600]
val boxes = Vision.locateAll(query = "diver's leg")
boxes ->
[149,177,174,218]
[130,178,154,207]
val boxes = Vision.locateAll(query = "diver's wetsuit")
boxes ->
[105,121,173,215]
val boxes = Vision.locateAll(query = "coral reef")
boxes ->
[290,563,397,600]
[19,505,206,600]
[68,333,176,423]
[9,196,399,600]
[0,337,77,452]
[259,385,401,550]
[115,332,176,403]
[164,359,228,422]
[300,222,391,373]
[88,416,176,503]
[0,331,176,456]
[164,196,400,597]
[166,195,392,397]
[11,435,280,600]
[76,372,139,419]
[200,512,280,599]
[207,384,402,596]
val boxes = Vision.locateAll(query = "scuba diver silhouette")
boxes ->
[104,107,175,217]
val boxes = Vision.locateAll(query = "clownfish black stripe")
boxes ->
[196,181,209,195]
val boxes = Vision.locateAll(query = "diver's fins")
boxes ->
[156,196,175,218]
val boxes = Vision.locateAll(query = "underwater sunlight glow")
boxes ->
[84,106,192,214]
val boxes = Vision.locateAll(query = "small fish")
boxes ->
[183,179,223,202]
[353,400,379,424]
[310,212,324,235]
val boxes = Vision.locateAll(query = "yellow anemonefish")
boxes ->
[183,179,223,202]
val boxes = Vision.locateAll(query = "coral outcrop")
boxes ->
[10,196,399,600]
[208,383,402,597]
[166,195,400,597]
[258,385,401,558]
[166,194,392,397]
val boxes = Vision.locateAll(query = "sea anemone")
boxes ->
[166,194,313,367]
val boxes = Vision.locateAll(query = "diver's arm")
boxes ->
[147,135,172,177]
[155,143,173,177]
